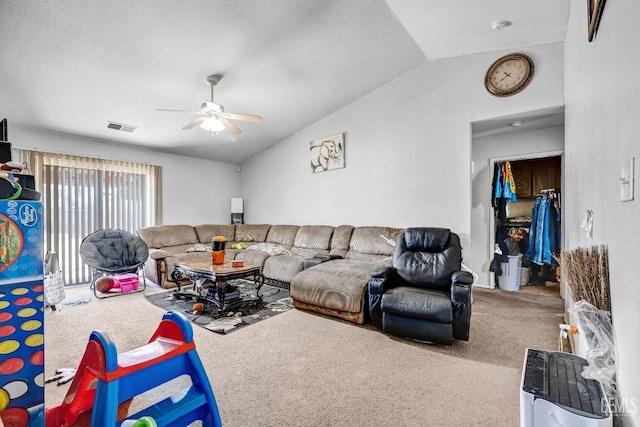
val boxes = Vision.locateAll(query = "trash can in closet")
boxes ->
[499,254,522,291]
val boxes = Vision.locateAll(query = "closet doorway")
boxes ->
[469,106,565,291]
[491,155,562,297]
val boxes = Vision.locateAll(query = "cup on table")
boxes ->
[211,236,227,265]
[211,250,224,265]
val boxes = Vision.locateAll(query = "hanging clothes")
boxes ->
[492,161,517,221]
[503,161,517,201]
[524,193,560,265]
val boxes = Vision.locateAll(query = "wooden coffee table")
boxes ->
[171,260,263,317]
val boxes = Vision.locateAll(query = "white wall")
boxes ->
[11,126,240,225]
[241,42,564,255]
[470,126,565,287]
[565,1,640,424]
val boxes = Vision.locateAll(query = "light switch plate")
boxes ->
[620,157,635,202]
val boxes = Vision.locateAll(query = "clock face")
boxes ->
[485,54,534,97]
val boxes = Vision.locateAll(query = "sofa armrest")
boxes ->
[367,278,386,328]
[149,248,170,260]
[144,249,172,288]
[450,270,472,341]
[303,253,343,269]
[371,266,394,279]
[452,270,474,285]
[314,253,343,261]
[451,271,473,303]
[451,282,472,304]
[368,268,400,328]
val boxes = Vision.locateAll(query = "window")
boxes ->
[18,150,162,285]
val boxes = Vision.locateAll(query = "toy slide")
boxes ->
[45,310,222,427]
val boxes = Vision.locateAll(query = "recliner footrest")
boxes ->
[383,313,453,345]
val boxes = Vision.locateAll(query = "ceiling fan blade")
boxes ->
[223,112,263,123]
[182,116,206,130]
[220,118,241,134]
[156,108,203,115]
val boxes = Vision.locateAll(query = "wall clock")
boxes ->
[484,53,535,97]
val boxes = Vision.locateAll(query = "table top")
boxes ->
[175,260,260,277]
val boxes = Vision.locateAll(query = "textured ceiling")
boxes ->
[386,0,569,60]
[0,1,570,163]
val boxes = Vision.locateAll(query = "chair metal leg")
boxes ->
[89,269,103,299]
[92,270,110,299]
[140,267,147,292]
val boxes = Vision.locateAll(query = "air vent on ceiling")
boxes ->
[107,121,138,133]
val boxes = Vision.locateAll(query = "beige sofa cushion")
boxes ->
[263,254,305,285]
[330,225,354,258]
[265,225,299,247]
[235,250,270,268]
[237,241,293,267]
[160,244,200,256]
[290,259,386,324]
[195,224,236,244]
[258,225,333,284]
[345,226,404,262]
[138,225,199,249]
[290,225,334,258]
[235,224,271,243]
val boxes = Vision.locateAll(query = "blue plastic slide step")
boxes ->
[118,386,214,427]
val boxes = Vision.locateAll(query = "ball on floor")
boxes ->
[95,276,114,293]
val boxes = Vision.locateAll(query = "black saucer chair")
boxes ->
[368,227,473,345]
[79,229,149,298]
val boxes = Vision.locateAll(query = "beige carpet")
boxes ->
[44,284,564,426]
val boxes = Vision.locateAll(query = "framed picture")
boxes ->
[1,118,7,141]
[310,132,345,173]
[587,0,606,42]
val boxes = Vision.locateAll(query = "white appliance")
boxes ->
[520,348,612,427]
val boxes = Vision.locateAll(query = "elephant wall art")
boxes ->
[309,132,345,173]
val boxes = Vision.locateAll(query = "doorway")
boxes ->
[469,106,565,290]
[491,155,562,296]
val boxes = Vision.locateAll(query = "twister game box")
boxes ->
[0,200,44,426]
[0,201,43,285]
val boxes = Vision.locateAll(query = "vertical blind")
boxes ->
[18,150,162,285]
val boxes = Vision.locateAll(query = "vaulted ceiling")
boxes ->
[0,1,569,163]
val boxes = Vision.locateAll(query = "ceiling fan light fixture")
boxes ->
[159,73,262,134]
[491,20,511,31]
[200,117,225,132]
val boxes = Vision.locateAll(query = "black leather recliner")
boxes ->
[368,227,473,345]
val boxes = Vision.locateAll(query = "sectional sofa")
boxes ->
[137,223,403,324]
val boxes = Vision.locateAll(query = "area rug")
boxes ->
[144,280,292,334]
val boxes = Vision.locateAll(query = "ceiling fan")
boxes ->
[156,74,263,135]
